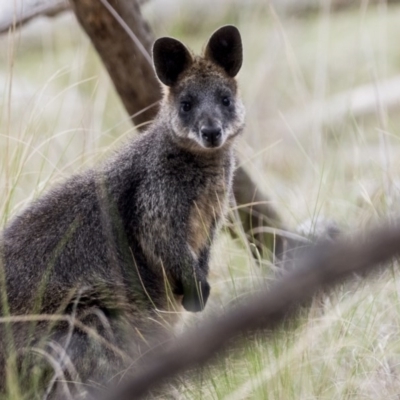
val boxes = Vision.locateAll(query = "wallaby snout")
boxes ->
[200,125,222,148]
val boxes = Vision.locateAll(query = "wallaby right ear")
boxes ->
[205,25,243,77]
[153,37,193,86]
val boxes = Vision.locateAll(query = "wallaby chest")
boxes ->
[186,159,233,257]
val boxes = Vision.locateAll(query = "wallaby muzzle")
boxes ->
[200,125,222,148]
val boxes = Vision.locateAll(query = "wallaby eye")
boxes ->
[222,97,231,107]
[181,101,192,112]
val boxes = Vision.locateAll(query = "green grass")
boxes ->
[2,1,400,399]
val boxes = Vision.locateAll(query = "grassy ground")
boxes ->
[2,1,400,398]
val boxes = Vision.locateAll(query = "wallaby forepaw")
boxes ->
[182,280,210,312]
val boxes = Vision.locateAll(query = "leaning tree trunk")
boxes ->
[70,0,161,127]
[69,0,285,258]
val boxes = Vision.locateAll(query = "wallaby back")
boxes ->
[0,25,245,398]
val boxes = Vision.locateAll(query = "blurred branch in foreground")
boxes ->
[103,220,400,400]
[0,0,69,33]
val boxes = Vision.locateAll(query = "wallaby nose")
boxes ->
[201,127,222,146]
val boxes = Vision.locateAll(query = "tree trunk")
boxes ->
[69,0,284,257]
[70,0,161,127]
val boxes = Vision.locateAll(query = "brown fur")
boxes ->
[188,171,230,257]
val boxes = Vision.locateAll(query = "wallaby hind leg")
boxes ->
[43,326,127,400]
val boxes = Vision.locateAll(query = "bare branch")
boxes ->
[103,220,400,400]
[0,0,69,34]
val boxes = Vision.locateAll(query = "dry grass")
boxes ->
[2,0,400,398]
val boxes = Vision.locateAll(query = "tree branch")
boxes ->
[102,220,400,400]
[0,0,69,34]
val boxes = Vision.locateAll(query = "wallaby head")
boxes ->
[153,25,245,151]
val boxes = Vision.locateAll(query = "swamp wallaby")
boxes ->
[0,25,245,397]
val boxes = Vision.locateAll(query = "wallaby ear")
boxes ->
[205,25,243,77]
[153,37,193,86]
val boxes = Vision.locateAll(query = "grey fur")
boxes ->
[0,25,245,398]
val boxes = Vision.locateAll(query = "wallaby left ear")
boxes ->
[205,25,243,77]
